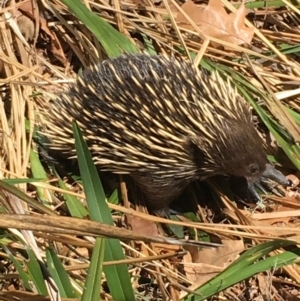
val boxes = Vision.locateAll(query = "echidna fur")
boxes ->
[41,54,290,210]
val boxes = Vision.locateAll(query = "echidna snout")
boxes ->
[40,54,290,210]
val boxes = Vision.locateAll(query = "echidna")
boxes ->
[41,54,290,210]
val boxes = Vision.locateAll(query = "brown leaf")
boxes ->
[39,18,68,65]
[17,0,67,65]
[183,239,244,287]
[16,14,35,41]
[225,2,255,45]
[287,174,300,187]
[15,0,36,41]
[257,274,271,299]
[176,0,254,48]
[127,215,159,236]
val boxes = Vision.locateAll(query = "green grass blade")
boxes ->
[82,238,105,301]
[225,239,296,268]
[243,0,285,9]
[0,180,55,216]
[286,106,300,125]
[240,88,300,169]
[60,0,138,57]
[3,178,47,184]
[46,248,78,298]
[72,121,136,301]
[30,149,51,207]
[184,240,299,301]
[108,189,120,205]
[25,246,48,295]
[56,173,88,218]
[209,63,300,168]
[1,244,32,291]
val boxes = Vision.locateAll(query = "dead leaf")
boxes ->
[16,14,35,41]
[16,0,67,65]
[183,239,244,287]
[127,215,159,236]
[279,288,300,301]
[176,0,254,48]
[39,18,68,65]
[287,174,300,187]
[257,274,272,299]
[15,0,36,41]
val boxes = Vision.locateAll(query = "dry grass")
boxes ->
[1,0,300,300]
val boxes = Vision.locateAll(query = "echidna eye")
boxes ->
[248,163,259,176]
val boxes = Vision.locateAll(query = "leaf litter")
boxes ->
[0,0,300,300]
[176,0,254,47]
